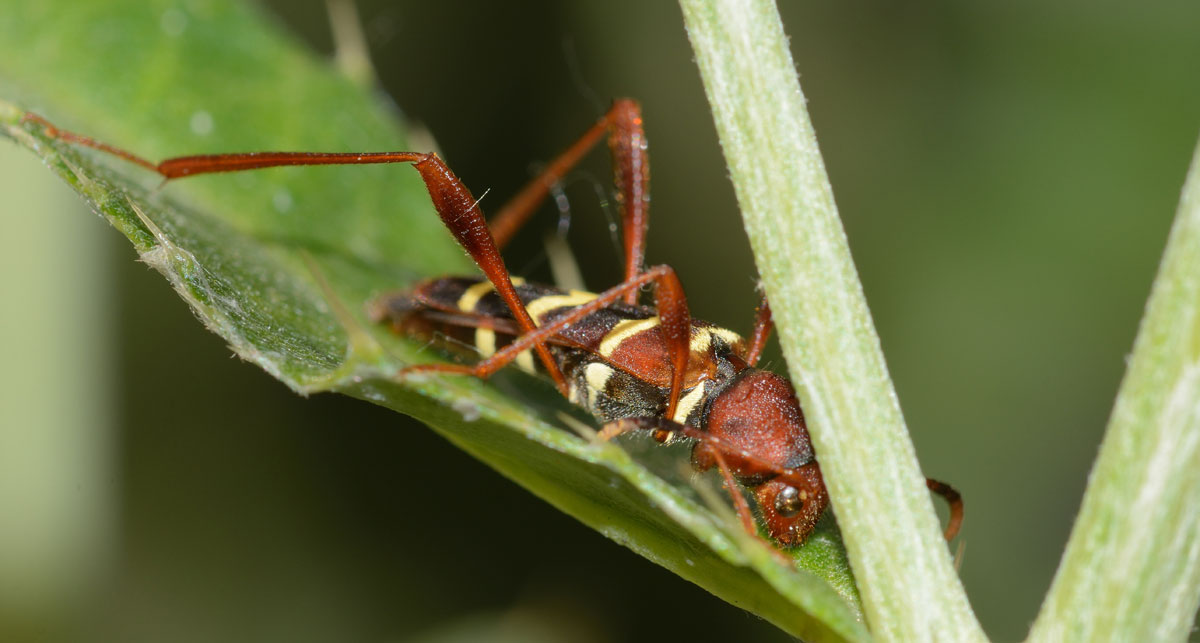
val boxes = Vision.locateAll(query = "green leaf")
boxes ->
[0,1,866,639]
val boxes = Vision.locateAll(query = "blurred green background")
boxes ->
[3,1,1200,641]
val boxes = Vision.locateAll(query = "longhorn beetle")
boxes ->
[23,101,961,547]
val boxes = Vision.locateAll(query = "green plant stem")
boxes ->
[678,0,985,639]
[1028,138,1200,642]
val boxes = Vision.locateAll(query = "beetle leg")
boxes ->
[22,112,575,393]
[488,99,650,303]
[925,478,964,541]
[744,295,774,367]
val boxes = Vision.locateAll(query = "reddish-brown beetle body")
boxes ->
[23,100,960,547]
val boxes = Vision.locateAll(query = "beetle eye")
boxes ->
[774,485,804,518]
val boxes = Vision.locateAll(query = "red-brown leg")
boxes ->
[744,296,774,367]
[403,262,693,420]
[487,108,607,249]
[23,112,572,393]
[707,447,759,535]
[607,100,650,301]
[407,156,569,393]
[22,112,430,178]
[926,478,963,541]
[486,100,650,304]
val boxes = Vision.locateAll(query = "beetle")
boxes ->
[22,100,961,547]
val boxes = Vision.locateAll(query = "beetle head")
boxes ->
[754,462,829,546]
[695,369,830,545]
